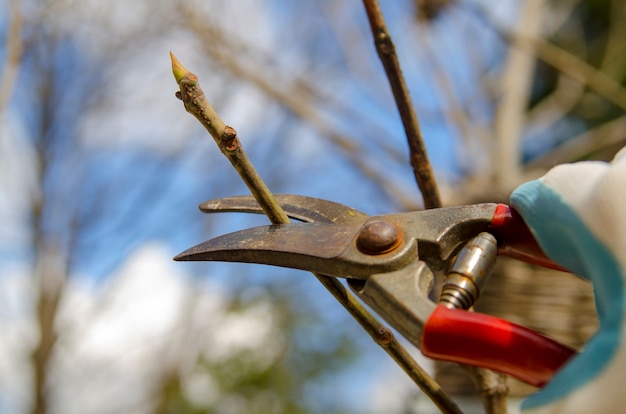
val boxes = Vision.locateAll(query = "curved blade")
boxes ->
[174,222,417,279]
[199,195,369,225]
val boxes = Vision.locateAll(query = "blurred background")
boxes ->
[0,0,624,413]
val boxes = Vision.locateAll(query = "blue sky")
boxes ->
[0,1,530,412]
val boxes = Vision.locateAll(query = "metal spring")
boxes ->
[440,232,498,310]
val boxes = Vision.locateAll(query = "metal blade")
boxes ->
[174,222,417,279]
[199,194,369,225]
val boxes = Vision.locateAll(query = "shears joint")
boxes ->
[175,194,575,387]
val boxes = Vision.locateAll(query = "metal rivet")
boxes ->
[357,219,401,254]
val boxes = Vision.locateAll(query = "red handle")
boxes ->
[421,305,576,388]
[490,204,566,271]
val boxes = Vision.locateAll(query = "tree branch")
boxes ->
[0,0,23,124]
[361,0,442,209]
[171,53,462,414]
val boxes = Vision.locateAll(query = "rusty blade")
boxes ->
[199,194,369,225]
[174,222,417,279]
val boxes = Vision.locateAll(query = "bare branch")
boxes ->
[0,0,23,124]
[361,0,442,209]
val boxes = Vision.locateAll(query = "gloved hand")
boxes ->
[510,147,626,413]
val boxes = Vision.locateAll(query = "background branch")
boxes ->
[0,0,23,124]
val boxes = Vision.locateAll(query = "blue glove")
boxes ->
[510,147,626,413]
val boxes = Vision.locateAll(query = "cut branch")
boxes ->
[361,0,442,209]
[171,53,462,414]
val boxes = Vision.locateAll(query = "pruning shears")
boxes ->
[175,195,577,388]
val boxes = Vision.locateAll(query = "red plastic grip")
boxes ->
[490,204,565,271]
[421,305,576,388]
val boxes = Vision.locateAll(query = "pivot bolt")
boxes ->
[357,219,402,254]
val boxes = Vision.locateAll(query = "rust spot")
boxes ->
[222,126,239,151]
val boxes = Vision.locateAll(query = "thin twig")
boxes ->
[171,53,462,414]
[314,275,462,414]
[171,53,289,225]
[361,0,442,209]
